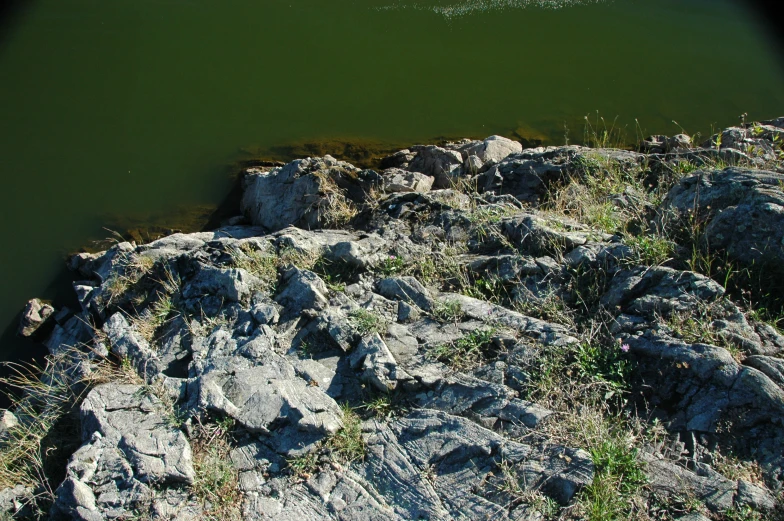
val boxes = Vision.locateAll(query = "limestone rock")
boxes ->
[18,298,54,337]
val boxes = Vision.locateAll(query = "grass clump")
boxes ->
[429,328,496,371]
[190,416,241,521]
[624,233,676,266]
[377,254,406,277]
[326,404,365,464]
[431,299,464,323]
[348,308,387,337]
[229,243,278,293]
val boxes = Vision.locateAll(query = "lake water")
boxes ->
[1,0,783,361]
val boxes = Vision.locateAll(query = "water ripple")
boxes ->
[375,0,608,19]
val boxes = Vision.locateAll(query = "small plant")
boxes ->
[624,234,676,266]
[431,299,464,323]
[190,416,241,521]
[722,505,764,521]
[288,450,320,479]
[362,395,393,419]
[574,342,632,399]
[348,308,387,337]
[326,404,365,464]
[429,328,496,370]
[580,436,647,520]
[377,254,406,277]
[130,293,175,344]
[229,243,278,293]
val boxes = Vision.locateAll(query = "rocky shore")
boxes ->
[2,117,784,520]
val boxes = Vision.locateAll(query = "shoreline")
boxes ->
[2,117,784,519]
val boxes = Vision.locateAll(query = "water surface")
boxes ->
[1,0,783,360]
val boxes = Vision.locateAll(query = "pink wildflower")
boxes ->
[621,343,630,353]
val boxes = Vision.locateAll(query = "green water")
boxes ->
[1,0,782,360]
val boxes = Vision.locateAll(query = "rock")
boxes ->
[396,301,419,323]
[17,297,54,337]
[182,265,259,303]
[464,135,522,165]
[382,168,434,193]
[251,302,280,325]
[642,453,736,512]
[0,410,19,434]
[275,268,330,316]
[375,277,434,312]
[407,145,464,189]
[0,485,34,518]
[736,480,777,511]
[241,156,368,231]
[349,333,414,391]
[660,167,784,275]
[52,384,196,519]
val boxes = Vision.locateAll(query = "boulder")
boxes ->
[382,168,434,193]
[17,298,54,337]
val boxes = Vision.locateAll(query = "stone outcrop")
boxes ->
[4,117,784,520]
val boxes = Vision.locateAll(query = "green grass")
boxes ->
[377,254,406,277]
[326,405,366,464]
[429,328,496,370]
[580,436,647,521]
[190,417,241,521]
[624,234,676,266]
[229,243,278,293]
[431,299,464,323]
[348,308,387,337]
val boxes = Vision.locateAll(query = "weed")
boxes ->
[130,293,175,344]
[229,243,278,293]
[722,505,764,521]
[278,246,321,271]
[190,416,241,521]
[624,233,676,266]
[429,328,496,370]
[287,450,320,479]
[312,255,355,292]
[663,303,742,359]
[326,404,365,464]
[575,342,632,396]
[431,299,464,323]
[377,254,406,277]
[580,435,647,520]
[362,394,394,419]
[348,308,387,337]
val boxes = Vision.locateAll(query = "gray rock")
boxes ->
[349,333,414,392]
[251,302,280,325]
[375,277,434,312]
[275,268,330,316]
[464,135,522,165]
[0,485,34,518]
[241,156,359,231]
[642,453,736,512]
[735,479,777,511]
[383,168,434,193]
[396,301,420,323]
[53,384,196,519]
[407,145,464,189]
[660,168,784,274]
[18,298,54,337]
[182,265,259,303]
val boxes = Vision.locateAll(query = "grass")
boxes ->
[287,404,366,479]
[348,308,387,337]
[663,303,743,360]
[624,233,676,266]
[428,328,496,370]
[431,299,464,323]
[325,404,365,465]
[376,254,406,277]
[229,243,278,294]
[130,293,175,344]
[189,416,241,521]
